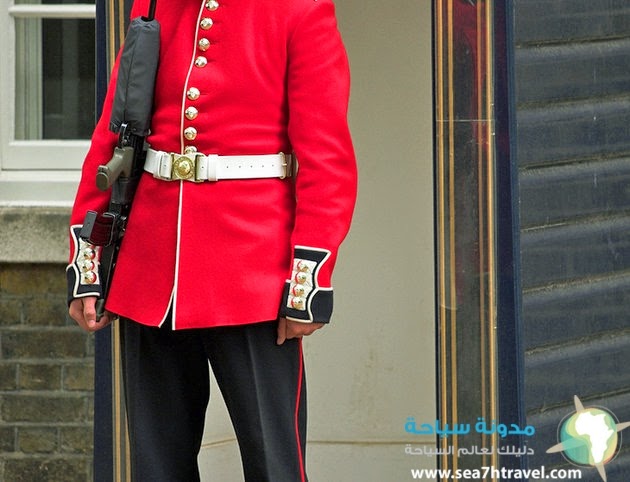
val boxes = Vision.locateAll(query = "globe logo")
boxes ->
[560,408,618,466]
[547,395,630,482]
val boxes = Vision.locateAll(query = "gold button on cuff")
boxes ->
[290,297,306,310]
[292,284,306,297]
[82,271,98,284]
[206,0,219,11]
[81,260,96,272]
[296,260,311,272]
[82,247,96,260]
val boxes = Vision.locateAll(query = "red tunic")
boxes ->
[67,0,357,329]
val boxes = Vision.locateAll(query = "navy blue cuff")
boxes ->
[66,225,103,305]
[279,246,333,323]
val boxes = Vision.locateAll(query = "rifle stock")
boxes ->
[80,130,147,318]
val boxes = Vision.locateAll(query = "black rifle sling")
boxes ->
[147,0,157,21]
[80,0,160,318]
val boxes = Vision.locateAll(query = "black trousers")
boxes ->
[120,318,308,482]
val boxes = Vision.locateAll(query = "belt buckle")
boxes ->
[171,153,198,181]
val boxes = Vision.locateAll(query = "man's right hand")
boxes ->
[69,297,113,332]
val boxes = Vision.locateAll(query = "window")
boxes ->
[1,1,96,205]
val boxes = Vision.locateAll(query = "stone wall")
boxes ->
[0,207,94,481]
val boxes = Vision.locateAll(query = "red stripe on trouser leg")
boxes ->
[294,339,306,482]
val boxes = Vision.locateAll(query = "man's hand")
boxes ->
[69,297,113,332]
[276,317,324,345]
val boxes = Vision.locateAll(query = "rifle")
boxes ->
[80,1,160,319]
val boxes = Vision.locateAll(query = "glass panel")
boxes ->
[15,17,95,140]
[14,17,42,140]
[434,0,500,475]
[42,18,95,139]
[15,0,94,4]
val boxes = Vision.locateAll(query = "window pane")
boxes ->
[15,0,94,4]
[15,17,95,140]
[43,18,96,139]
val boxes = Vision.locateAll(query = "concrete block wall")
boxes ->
[0,208,94,482]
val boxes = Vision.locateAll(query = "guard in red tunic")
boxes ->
[67,0,357,480]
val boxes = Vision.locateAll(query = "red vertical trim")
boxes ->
[294,340,307,482]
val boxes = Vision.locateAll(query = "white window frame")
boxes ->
[0,3,96,206]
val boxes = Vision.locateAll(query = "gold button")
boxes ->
[206,0,219,11]
[290,297,306,310]
[184,127,197,140]
[81,260,96,272]
[82,271,97,284]
[198,38,210,52]
[195,56,208,68]
[200,18,213,30]
[292,285,306,297]
[296,260,311,273]
[185,107,199,120]
[82,247,96,260]
[187,87,200,101]
[184,146,198,154]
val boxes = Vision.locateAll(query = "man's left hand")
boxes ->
[276,317,324,345]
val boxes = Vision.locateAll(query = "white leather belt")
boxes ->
[144,148,292,182]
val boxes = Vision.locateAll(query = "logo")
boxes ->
[547,395,630,482]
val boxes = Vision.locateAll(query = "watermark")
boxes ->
[546,395,630,482]
[405,444,533,458]
[403,394,630,481]
[404,416,535,438]
[409,466,582,480]
[403,415,550,479]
